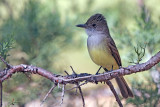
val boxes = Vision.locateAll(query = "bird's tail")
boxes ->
[115,76,133,98]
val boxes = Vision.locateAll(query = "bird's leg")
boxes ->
[104,68,108,72]
[94,66,102,84]
[95,66,102,75]
[111,65,113,71]
[104,65,113,73]
[108,65,114,72]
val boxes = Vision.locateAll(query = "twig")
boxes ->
[76,83,85,107]
[64,71,69,75]
[0,56,12,68]
[65,81,88,92]
[70,66,85,106]
[0,82,2,107]
[106,80,123,107]
[41,84,57,106]
[70,66,76,74]
[0,69,7,78]
[60,84,65,106]
[58,83,61,88]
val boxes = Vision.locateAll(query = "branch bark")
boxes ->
[1,51,159,84]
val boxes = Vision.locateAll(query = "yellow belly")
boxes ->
[89,48,119,70]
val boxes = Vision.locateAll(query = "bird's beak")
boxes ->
[76,24,87,28]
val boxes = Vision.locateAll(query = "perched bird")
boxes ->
[76,13,133,98]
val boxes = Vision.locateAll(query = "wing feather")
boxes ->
[107,36,122,67]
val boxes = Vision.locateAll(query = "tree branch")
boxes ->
[41,84,57,105]
[76,82,85,107]
[1,51,159,84]
[0,56,12,68]
[60,84,65,106]
[0,51,159,106]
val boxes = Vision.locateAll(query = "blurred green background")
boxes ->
[0,0,160,107]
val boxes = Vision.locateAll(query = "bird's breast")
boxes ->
[87,35,118,70]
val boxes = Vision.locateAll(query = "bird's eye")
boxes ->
[92,24,96,27]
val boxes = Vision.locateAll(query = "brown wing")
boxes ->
[107,36,122,67]
[107,36,134,98]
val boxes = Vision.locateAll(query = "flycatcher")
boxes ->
[76,13,133,98]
